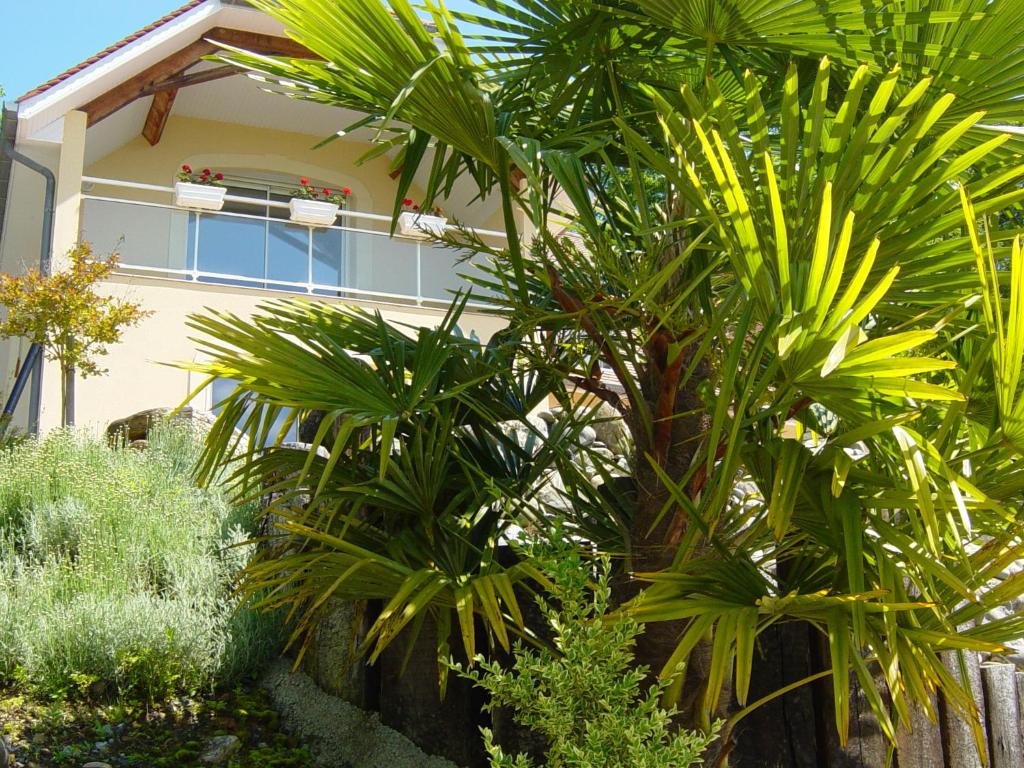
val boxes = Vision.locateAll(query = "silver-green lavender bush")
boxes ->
[0,422,279,699]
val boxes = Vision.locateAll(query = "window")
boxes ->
[188,174,348,293]
[209,377,299,446]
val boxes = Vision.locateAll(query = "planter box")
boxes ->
[173,181,226,211]
[398,211,448,238]
[289,198,340,227]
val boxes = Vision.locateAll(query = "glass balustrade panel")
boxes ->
[79,196,501,303]
[344,230,418,299]
[419,243,496,301]
[79,199,190,272]
[311,227,346,296]
[194,212,266,287]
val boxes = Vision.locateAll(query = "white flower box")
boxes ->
[289,198,340,227]
[173,181,226,211]
[398,211,448,238]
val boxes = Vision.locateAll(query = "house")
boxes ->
[0,0,511,434]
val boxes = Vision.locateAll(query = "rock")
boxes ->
[303,598,367,706]
[499,419,547,457]
[280,441,331,459]
[528,414,550,437]
[82,763,112,768]
[106,406,219,445]
[198,735,241,765]
[535,410,556,425]
[588,401,629,453]
[535,470,572,512]
[261,659,455,768]
[578,426,597,447]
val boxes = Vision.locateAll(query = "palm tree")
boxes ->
[195,0,1024,762]
[189,298,593,667]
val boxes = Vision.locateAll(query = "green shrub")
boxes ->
[0,423,280,700]
[454,542,718,768]
[0,413,28,453]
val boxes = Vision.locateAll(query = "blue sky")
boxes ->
[2,2,187,102]
[1,0,489,104]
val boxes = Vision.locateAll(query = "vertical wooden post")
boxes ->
[940,650,987,768]
[981,663,1023,768]
[897,696,944,768]
[729,623,821,767]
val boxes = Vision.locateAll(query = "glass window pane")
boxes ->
[197,213,266,287]
[312,228,345,295]
[267,221,310,291]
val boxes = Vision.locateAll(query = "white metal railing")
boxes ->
[79,176,504,308]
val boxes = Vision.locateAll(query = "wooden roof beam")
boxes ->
[81,27,316,127]
[141,89,177,146]
[142,64,239,97]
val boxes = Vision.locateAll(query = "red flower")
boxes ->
[341,187,352,196]
[214,172,224,181]
[300,177,310,186]
[202,168,211,175]
[412,204,420,211]
[323,188,331,196]
[181,164,192,173]
[402,198,414,207]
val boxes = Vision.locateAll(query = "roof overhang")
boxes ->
[15,0,291,144]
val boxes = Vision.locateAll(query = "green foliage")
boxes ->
[505,62,1024,747]
[453,540,718,768]
[186,298,604,675]
[0,412,27,452]
[0,422,280,700]
[0,242,150,424]
[0,683,310,767]
[209,0,1024,759]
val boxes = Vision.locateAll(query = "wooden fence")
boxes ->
[729,623,1024,768]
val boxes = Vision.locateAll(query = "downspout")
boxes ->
[0,133,56,435]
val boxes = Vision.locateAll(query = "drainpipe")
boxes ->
[0,135,56,435]
[2,343,41,427]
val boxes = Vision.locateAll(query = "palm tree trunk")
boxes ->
[626,346,729,724]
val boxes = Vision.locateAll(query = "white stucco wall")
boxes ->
[57,274,506,435]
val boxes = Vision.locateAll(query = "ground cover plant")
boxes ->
[0,682,310,768]
[0,422,279,701]
[194,0,1024,763]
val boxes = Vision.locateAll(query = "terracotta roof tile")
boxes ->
[17,0,208,102]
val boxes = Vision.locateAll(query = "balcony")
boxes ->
[78,177,503,307]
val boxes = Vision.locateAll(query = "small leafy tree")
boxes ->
[453,539,719,768]
[0,243,149,426]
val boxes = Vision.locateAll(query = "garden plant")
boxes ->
[0,242,149,426]
[452,535,719,768]
[189,0,1024,763]
[0,422,279,700]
